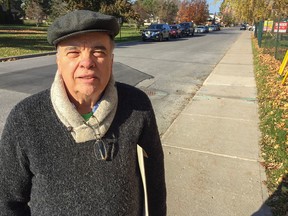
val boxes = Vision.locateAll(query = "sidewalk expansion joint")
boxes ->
[218,62,253,66]
[180,113,254,122]
[218,61,253,67]
[203,83,256,87]
[163,143,258,162]
[194,94,258,102]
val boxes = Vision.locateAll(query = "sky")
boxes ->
[207,0,222,14]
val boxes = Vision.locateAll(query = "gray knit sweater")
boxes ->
[0,82,166,216]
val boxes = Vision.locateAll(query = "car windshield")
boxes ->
[180,23,188,27]
[170,26,177,29]
[148,24,163,29]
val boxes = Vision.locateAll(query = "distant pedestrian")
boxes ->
[0,10,166,215]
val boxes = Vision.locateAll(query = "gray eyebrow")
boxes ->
[63,45,108,51]
[92,45,108,51]
[63,46,78,51]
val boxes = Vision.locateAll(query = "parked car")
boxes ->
[248,25,255,31]
[142,23,171,41]
[179,22,195,36]
[169,24,183,38]
[240,24,246,30]
[213,24,221,31]
[208,25,216,32]
[195,25,209,33]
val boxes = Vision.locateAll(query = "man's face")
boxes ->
[56,32,114,100]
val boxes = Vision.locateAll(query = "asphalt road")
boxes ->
[0,27,241,136]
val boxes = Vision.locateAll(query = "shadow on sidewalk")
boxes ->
[252,174,288,216]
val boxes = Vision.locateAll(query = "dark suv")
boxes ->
[179,22,195,37]
[142,24,171,41]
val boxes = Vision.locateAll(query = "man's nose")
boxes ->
[79,52,96,69]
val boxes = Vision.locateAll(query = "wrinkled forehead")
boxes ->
[56,32,115,50]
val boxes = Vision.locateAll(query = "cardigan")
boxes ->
[0,81,166,215]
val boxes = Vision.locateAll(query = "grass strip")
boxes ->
[252,37,288,215]
[0,33,55,57]
[0,24,142,58]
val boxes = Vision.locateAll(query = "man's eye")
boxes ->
[93,50,106,57]
[66,52,79,57]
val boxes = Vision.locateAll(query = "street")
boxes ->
[0,27,240,136]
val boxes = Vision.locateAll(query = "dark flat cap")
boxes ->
[47,10,120,45]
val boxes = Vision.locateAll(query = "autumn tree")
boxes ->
[62,0,111,11]
[191,0,209,24]
[23,0,45,26]
[133,0,178,24]
[219,2,235,26]
[177,0,209,24]
[133,0,150,24]
[99,0,139,23]
[177,0,191,22]
[18,0,140,23]
[220,0,288,24]
[136,0,160,22]
[49,0,69,20]
[157,0,178,23]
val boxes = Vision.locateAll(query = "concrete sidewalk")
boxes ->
[161,31,272,215]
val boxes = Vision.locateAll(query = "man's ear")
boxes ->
[111,53,114,66]
[56,53,62,75]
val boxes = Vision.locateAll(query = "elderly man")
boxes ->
[0,10,166,215]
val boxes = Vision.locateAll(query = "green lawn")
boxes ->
[0,32,55,57]
[0,24,142,58]
[115,25,142,42]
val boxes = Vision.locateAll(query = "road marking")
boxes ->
[162,143,258,162]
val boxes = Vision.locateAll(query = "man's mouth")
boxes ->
[80,74,95,78]
[78,75,97,83]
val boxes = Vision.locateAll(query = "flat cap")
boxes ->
[47,10,120,45]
